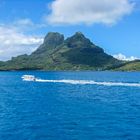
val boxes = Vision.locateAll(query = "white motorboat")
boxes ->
[22,75,36,81]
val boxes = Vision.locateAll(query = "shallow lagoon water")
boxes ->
[0,71,140,140]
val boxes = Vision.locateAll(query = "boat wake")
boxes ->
[22,75,140,87]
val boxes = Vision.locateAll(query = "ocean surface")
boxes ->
[0,71,140,140]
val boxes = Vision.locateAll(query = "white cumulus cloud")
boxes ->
[0,25,43,61]
[46,0,134,25]
[113,53,140,61]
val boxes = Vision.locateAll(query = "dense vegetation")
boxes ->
[112,60,140,71]
[0,32,139,71]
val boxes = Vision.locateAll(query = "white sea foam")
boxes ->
[22,76,140,87]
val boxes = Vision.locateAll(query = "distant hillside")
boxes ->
[112,60,140,71]
[0,32,123,71]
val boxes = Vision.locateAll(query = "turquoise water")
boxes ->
[0,71,140,140]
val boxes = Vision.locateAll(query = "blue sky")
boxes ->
[0,0,140,61]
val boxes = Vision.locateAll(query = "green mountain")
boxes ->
[0,32,122,71]
[112,60,140,71]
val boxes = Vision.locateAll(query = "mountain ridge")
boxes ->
[1,32,138,71]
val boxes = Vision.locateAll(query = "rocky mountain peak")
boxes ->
[43,32,64,47]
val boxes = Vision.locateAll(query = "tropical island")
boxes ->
[0,32,140,71]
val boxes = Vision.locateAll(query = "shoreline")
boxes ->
[0,69,140,72]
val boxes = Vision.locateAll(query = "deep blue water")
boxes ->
[0,71,140,140]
